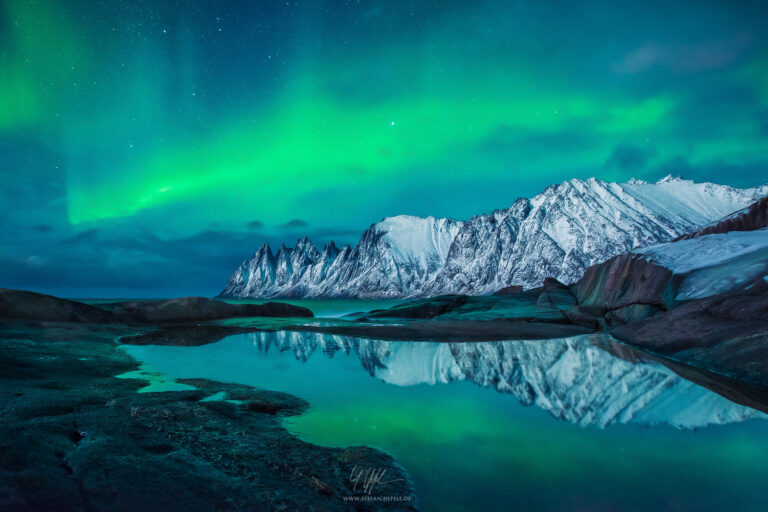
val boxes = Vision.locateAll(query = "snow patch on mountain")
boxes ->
[376,215,461,265]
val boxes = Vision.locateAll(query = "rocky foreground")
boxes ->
[0,303,415,511]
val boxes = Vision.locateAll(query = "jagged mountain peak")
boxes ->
[221,177,768,298]
[657,173,685,183]
[322,240,340,253]
[293,236,318,254]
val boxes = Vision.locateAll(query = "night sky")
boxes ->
[2,0,767,297]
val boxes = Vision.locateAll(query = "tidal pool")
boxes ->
[121,331,768,512]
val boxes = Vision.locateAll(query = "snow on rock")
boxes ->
[636,228,768,300]
[637,228,768,275]
[221,177,768,298]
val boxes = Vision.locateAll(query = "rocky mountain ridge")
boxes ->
[221,176,768,298]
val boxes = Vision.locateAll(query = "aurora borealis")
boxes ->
[2,0,767,296]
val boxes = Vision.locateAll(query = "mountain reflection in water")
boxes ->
[238,331,763,429]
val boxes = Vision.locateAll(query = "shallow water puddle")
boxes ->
[121,331,768,512]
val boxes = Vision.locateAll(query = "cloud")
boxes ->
[247,220,264,229]
[64,228,100,244]
[310,227,363,239]
[24,255,48,266]
[604,145,653,172]
[280,219,309,229]
[0,227,286,297]
[759,110,768,137]
[33,224,53,232]
[613,33,753,75]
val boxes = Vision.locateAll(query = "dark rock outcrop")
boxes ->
[536,278,576,312]
[570,254,679,325]
[493,285,523,296]
[118,325,264,346]
[109,297,313,323]
[0,290,313,325]
[364,295,469,320]
[0,289,116,324]
[676,195,768,240]
[611,278,768,385]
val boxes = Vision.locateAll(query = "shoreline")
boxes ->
[0,320,417,511]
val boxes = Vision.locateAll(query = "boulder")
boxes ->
[570,253,679,320]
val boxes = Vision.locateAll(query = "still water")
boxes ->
[121,326,768,512]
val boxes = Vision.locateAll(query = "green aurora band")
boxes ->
[1,0,767,294]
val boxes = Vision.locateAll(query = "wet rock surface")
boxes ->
[611,278,768,385]
[0,323,416,511]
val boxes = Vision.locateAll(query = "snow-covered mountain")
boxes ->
[221,176,768,298]
[245,331,763,428]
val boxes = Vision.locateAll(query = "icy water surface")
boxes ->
[122,330,768,512]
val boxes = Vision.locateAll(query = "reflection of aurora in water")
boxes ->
[123,332,768,512]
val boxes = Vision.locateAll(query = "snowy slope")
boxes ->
[638,228,768,274]
[221,176,768,298]
[375,215,459,265]
[636,228,768,300]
